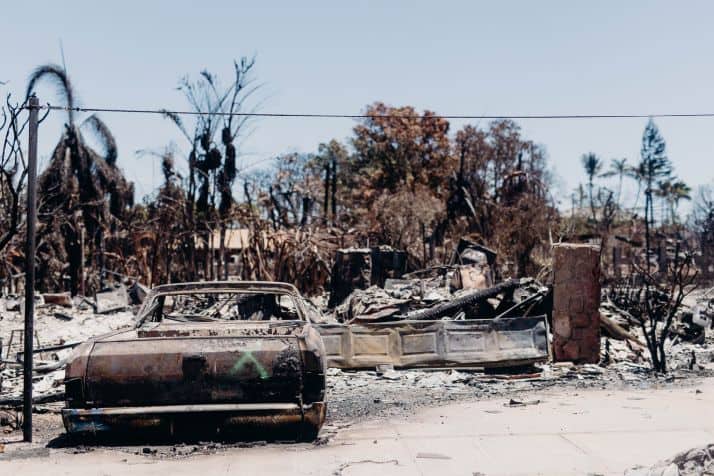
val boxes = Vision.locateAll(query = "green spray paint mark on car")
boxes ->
[231,351,270,379]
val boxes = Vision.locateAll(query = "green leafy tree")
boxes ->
[656,179,691,224]
[630,118,692,374]
[638,118,673,270]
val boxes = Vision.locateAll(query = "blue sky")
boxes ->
[2,1,714,211]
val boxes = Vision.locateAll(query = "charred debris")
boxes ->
[326,240,549,324]
[1,237,712,412]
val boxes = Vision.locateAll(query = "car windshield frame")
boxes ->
[135,282,308,326]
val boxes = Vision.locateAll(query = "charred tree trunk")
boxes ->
[66,222,81,295]
[219,224,227,280]
[244,181,253,210]
[165,240,172,284]
[323,162,330,223]
[301,196,312,227]
[331,156,337,223]
[149,235,160,287]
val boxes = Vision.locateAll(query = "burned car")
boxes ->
[62,281,327,441]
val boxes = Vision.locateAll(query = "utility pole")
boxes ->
[23,95,39,442]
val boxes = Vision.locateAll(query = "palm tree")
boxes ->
[600,158,628,211]
[581,152,602,221]
[26,64,133,294]
[163,58,258,280]
[655,177,692,224]
[669,180,692,224]
[656,180,674,224]
[627,161,646,215]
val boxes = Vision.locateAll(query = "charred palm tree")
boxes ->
[163,58,258,280]
[581,152,602,222]
[600,158,628,212]
[26,64,133,294]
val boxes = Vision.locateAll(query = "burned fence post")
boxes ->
[23,95,40,442]
[552,243,601,364]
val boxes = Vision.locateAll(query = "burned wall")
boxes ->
[328,247,407,307]
[552,243,601,364]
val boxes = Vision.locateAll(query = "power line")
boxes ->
[39,104,714,120]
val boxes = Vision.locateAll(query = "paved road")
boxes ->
[2,378,713,475]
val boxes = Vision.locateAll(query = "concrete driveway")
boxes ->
[2,378,713,475]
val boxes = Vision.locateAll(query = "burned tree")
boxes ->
[448,120,555,276]
[127,148,190,286]
[0,94,51,286]
[581,152,603,222]
[692,185,714,279]
[314,140,348,225]
[0,97,29,259]
[343,103,453,260]
[26,64,133,294]
[264,152,322,228]
[621,242,698,372]
[162,58,258,280]
[350,102,453,199]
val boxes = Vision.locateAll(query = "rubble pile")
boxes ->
[327,241,548,324]
[626,444,714,476]
[599,285,714,370]
[0,287,135,405]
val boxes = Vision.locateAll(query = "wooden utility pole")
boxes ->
[23,95,39,442]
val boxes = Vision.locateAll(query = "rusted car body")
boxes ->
[62,281,327,441]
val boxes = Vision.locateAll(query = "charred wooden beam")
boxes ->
[404,278,529,321]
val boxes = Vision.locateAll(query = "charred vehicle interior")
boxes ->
[144,290,301,323]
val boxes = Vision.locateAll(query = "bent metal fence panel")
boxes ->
[316,315,548,369]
